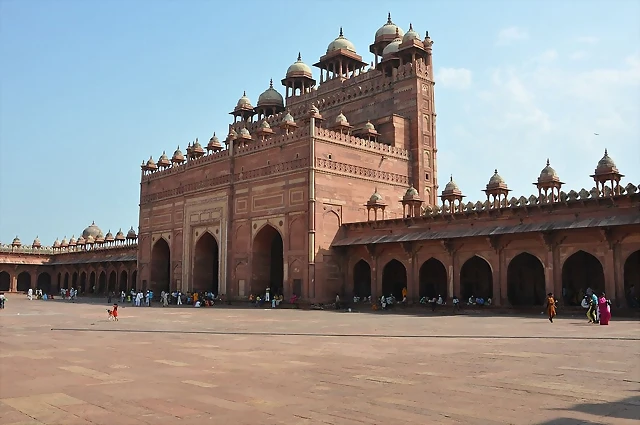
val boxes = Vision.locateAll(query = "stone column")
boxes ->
[496,250,506,307]
[10,273,17,292]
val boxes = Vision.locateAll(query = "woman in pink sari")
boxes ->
[598,292,611,325]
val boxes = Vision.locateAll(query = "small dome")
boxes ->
[158,151,171,167]
[227,128,238,140]
[236,91,253,109]
[405,186,419,197]
[105,230,114,242]
[488,169,505,186]
[286,53,313,78]
[402,23,419,43]
[336,112,348,123]
[115,229,125,241]
[260,120,271,129]
[364,121,376,131]
[145,156,157,170]
[207,133,222,150]
[282,112,295,123]
[86,235,95,244]
[60,236,68,247]
[32,236,41,248]
[257,79,284,107]
[172,146,185,162]
[192,138,204,152]
[126,226,137,239]
[539,159,559,181]
[444,176,460,192]
[53,238,61,248]
[77,236,86,245]
[327,28,357,53]
[11,236,21,247]
[369,191,383,202]
[375,13,404,40]
[95,231,105,243]
[382,29,403,56]
[596,149,617,173]
[82,221,102,239]
[69,235,77,245]
[239,127,251,137]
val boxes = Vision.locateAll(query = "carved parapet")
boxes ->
[315,127,409,159]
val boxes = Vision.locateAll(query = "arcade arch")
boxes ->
[381,259,407,300]
[0,271,9,291]
[251,225,284,296]
[17,271,31,292]
[561,250,604,306]
[37,272,52,294]
[624,250,640,307]
[418,258,447,299]
[353,259,372,298]
[98,271,106,293]
[119,270,128,292]
[89,271,96,293]
[460,255,493,300]
[108,271,117,293]
[507,253,546,306]
[193,232,219,294]
[151,238,171,293]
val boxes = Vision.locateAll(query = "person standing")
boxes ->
[27,288,33,300]
[598,293,611,325]
[587,292,598,324]
[546,293,557,323]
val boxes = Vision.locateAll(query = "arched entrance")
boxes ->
[0,271,10,291]
[119,271,128,292]
[17,272,31,292]
[193,232,219,294]
[623,250,640,308]
[132,270,138,291]
[37,272,52,294]
[98,271,106,294]
[79,272,86,293]
[251,225,284,296]
[108,271,117,293]
[381,259,407,299]
[56,273,62,292]
[64,272,70,289]
[562,250,604,306]
[507,252,546,306]
[90,271,96,293]
[353,259,372,298]
[460,256,493,300]
[419,258,447,299]
[151,239,170,293]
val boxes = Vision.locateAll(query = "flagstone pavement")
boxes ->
[0,297,638,425]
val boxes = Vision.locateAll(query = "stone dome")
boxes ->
[95,231,105,244]
[172,146,185,162]
[539,159,559,181]
[236,91,253,109]
[286,53,313,78]
[227,128,238,140]
[115,229,125,241]
[405,186,419,197]
[488,169,506,186]
[327,28,357,53]
[86,235,95,244]
[145,156,157,169]
[402,23,419,43]
[239,127,251,138]
[260,120,271,129]
[364,121,376,131]
[157,151,170,167]
[369,191,383,203]
[60,237,68,247]
[192,138,204,152]
[257,79,284,107]
[444,176,460,192]
[11,236,21,247]
[126,226,137,239]
[596,149,617,173]
[77,236,86,245]
[207,133,222,150]
[53,238,60,248]
[105,230,114,242]
[336,112,348,123]
[382,29,403,56]
[282,112,295,123]
[82,221,102,239]
[375,13,404,40]
[32,236,41,248]
[69,235,77,245]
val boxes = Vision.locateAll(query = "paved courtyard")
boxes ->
[0,297,638,425]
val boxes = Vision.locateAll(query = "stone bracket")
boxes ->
[401,242,414,257]
[541,231,566,251]
[598,227,620,250]
[441,239,459,256]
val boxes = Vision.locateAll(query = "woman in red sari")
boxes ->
[598,293,611,325]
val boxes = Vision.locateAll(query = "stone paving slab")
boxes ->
[0,298,638,425]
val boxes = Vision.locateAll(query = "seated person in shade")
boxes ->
[420,296,428,305]
[437,295,444,305]
[476,297,485,306]
[486,298,492,306]
[468,296,476,305]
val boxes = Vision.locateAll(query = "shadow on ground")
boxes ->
[537,393,640,424]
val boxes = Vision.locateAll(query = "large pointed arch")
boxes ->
[37,272,52,294]
[624,250,640,307]
[193,231,219,294]
[108,271,117,293]
[353,259,372,298]
[419,258,447,299]
[381,259,407,300]
[251,224,284,296]
[0,271,10,291]
[460,255,493,299]
[562,250,604,306]
[151,238,171,293]
[507,252,546,306]
[119,270,128,292]
[17,271,31,292]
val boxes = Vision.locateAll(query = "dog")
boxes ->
[107,309,115,321]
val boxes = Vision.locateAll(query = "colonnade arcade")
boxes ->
[347,244,640,308]
[0,265,138,294]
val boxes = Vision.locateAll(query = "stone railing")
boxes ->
[315,127,409,159]
[234,127,307,156]
[141,148,231,183]
[0,241,138,255]
[423,183,640,217]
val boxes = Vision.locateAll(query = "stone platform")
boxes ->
[0,297,638,425]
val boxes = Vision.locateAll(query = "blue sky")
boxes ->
[1,0,639,245]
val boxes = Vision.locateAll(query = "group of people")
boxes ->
[546,288,612,325]
[60,287,78,300]
[249,287,287,308]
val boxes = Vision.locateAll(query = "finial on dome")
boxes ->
[494,169,498,174]
[604,148,608,156]
[297,52,302,61]
[269,78,273,88]
[339,27,343,37]
[450,175,453,181]
[243,90,246,96]
[387,12,392,24]
[409,23,413,31]
[546,158,550,166]
[426,31,430,38]
[92,220,95,225]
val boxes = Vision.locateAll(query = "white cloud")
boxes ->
[496,27,529,45]
[569,50,588,60]
[436,67,472,89]
[575,36,599,44]
[437,50,640,200]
